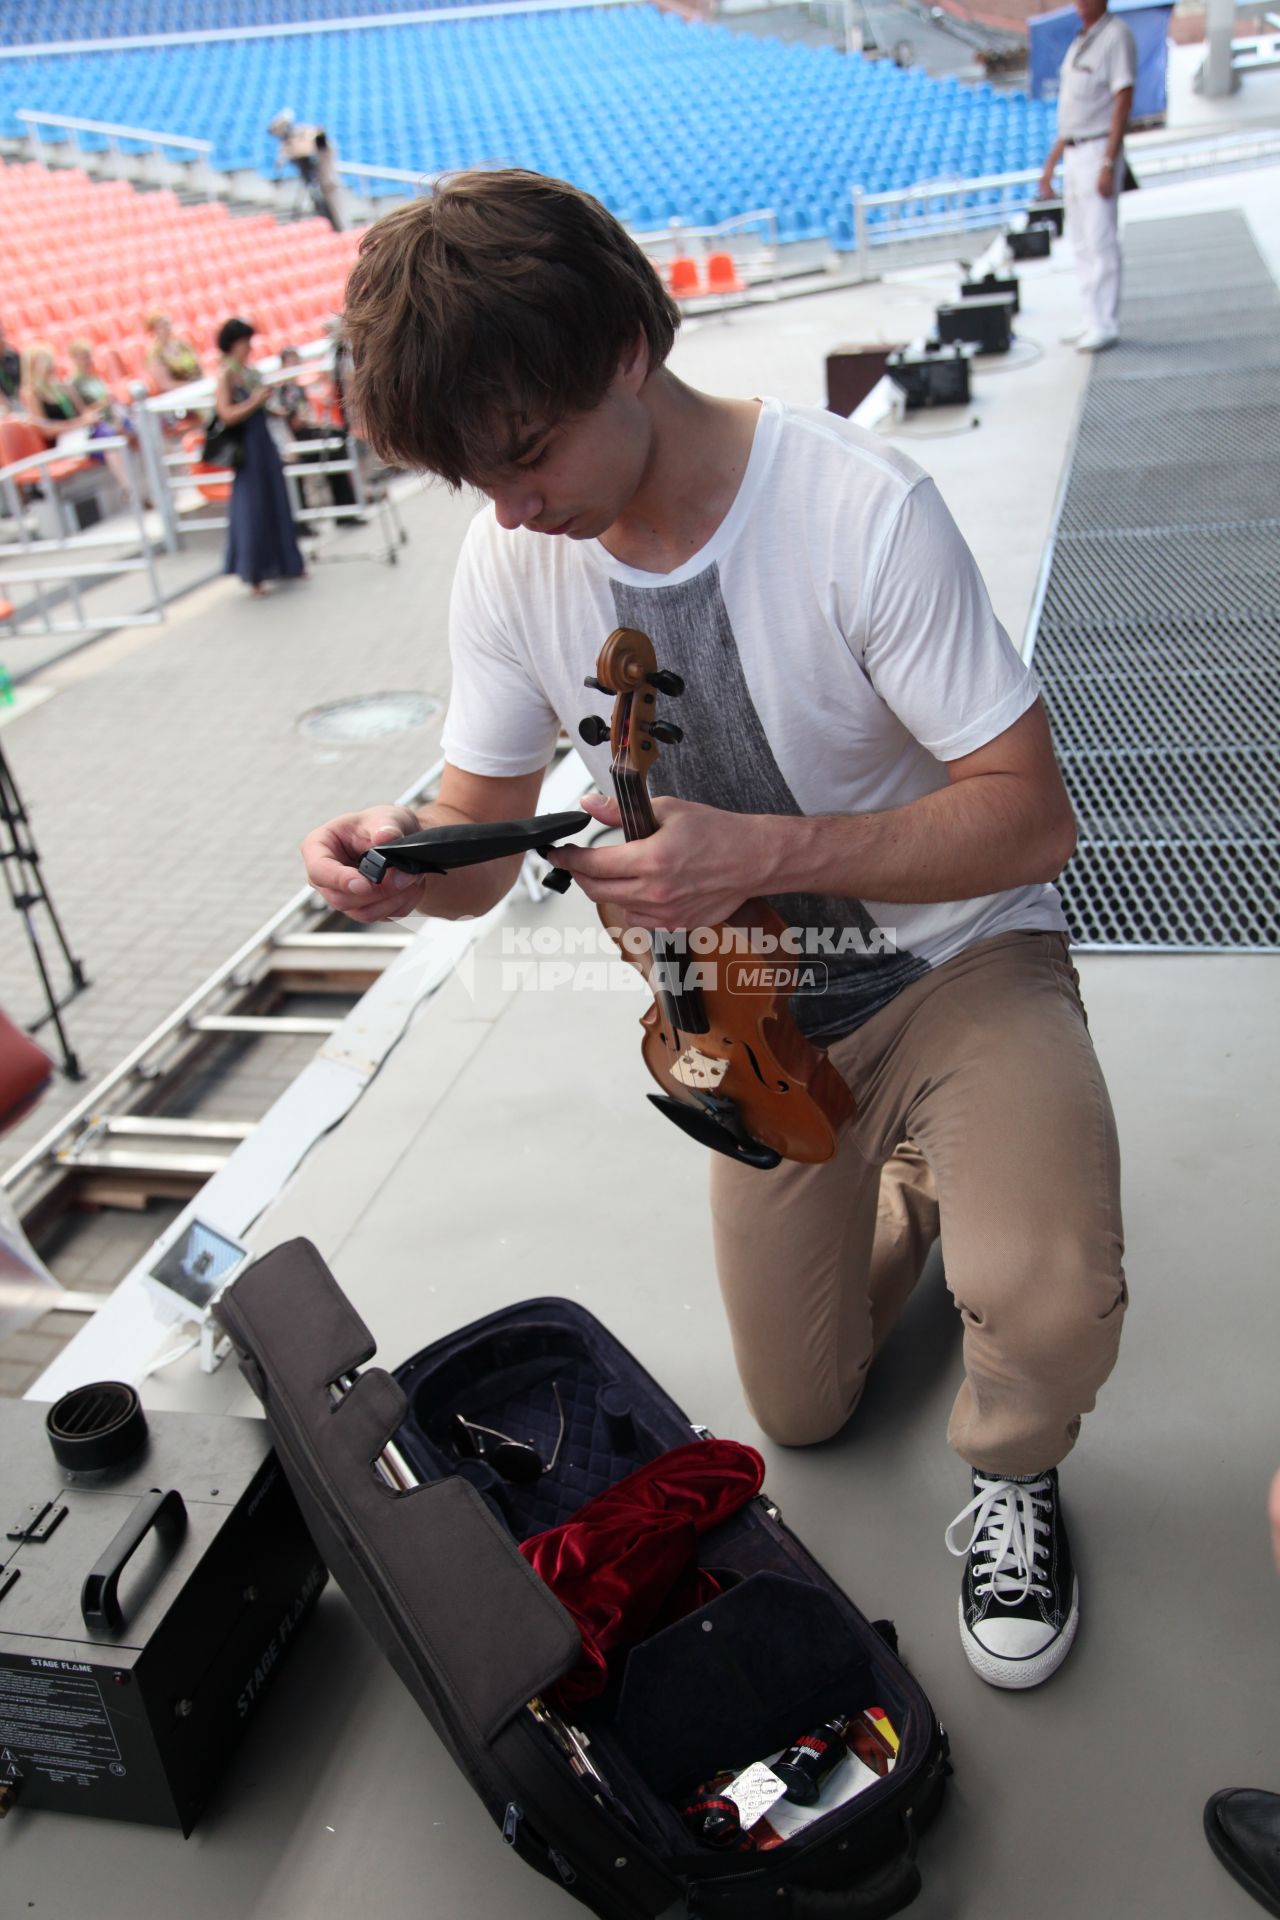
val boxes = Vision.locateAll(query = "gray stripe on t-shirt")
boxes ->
[609,565,929,1038]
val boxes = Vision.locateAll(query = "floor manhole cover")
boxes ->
[300,692,439,743]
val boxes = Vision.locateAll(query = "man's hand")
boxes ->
[1097,158,1116,197]
[550,793,772,930]
[301,805,428,923]
[1036,170,1056,200]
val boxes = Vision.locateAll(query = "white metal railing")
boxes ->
[849,123,1280,274]
[16,109,218,200]
[17,108,212,159]
[1232,26,1280,67]
[337,158,438,196]
[128,343,403,559]
[851,166,1043,273]
[0,434,164,639]
[634,207,782,300]
[1124,124,1280,172]
[0,0,640,62]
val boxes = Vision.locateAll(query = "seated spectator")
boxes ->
[144,311,201,393]
[19,344,103,441]
[69,340,146,505]
[0,317,20,409]
[68,340,115,413]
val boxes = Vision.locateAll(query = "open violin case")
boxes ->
[217,1239,950,1919]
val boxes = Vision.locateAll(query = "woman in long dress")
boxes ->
[214,317,305,596]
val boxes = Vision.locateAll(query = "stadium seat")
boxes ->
[0,417,94,487]
[0,7,1057,252]
[667,256,702,298]
[706,251,745,295]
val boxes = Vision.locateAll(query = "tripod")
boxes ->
[0,737,87,1079]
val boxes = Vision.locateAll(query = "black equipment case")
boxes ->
[960,272,1020,315]
[1007,225,1051,261]
[217,1240,951,1919]
[935,296,1015,356]
[0,1394,325,1833]
[886,343,971,411]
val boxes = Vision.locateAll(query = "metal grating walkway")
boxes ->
[1029,210,1280,949]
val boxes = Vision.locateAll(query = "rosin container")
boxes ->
[0,1385,326,1834]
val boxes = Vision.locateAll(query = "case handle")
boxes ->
[784,1855,921,1918]
[81,1487,188,1633]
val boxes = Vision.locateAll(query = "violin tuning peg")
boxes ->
[583,675,611,694]
[646,669,685,697]
[578,715,611,747]
[646,719,683,745]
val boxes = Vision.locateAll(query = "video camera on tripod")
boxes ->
[268,109,344,231]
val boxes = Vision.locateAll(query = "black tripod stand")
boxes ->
[0,738,87,1079]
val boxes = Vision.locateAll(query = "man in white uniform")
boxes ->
[303,172,1128,1691]
[1038,0,1136,352]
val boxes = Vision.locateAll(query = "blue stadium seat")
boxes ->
[0,6,1059,248]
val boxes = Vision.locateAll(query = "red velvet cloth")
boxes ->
[519,1439,765,1704]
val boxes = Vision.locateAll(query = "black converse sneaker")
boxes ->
[944,1468,1079,1689]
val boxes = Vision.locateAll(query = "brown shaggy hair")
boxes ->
[341,170,681,485]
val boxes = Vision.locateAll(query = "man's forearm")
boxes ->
[401,800,523,921]
[1105,94,1129,166]
[1041,136,1066,181]
[756,776,1075,906]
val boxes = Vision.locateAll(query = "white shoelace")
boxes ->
[944,1473,1053,1605]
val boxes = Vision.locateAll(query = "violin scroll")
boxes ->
[579,627,684,781]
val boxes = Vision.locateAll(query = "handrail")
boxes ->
[0,432,130,487]
[0,0,638,61]
[0,430,164,639]
[338,159,437,189]
[129,338,376,551]
[848,123,1280,270]
[16,108,213,154]
[632,207,781,300]
[1,754,446,1195]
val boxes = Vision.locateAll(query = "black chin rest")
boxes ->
[358,810,591,883]
[646,1095,782,1170]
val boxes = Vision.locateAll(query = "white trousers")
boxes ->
[1064,139,1122,336]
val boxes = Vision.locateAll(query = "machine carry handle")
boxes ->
[81,1487,188,1633]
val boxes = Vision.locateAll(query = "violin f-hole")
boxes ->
[740,1039,789,1095]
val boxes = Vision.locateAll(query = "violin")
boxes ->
[578,627,854,1170]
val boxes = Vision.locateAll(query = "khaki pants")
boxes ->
[709,931,1126,1476]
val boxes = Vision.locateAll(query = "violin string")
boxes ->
[606,680,699,1034]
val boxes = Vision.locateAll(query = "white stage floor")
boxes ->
[6,161,1280,1920]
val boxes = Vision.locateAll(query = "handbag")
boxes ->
[200,413,244,470]
[1120,156,1139,193]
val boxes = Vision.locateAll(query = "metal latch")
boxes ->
[6,1500,68,1544]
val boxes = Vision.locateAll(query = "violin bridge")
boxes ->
[670,1048,730,1092]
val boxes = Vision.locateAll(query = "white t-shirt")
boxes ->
[443,396,1067,1039]
[1056,12,1137,140]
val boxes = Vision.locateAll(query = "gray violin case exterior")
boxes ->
[216,1237,950,1919]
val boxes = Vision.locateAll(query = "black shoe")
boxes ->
[1205,1790,1280,1916]
[944,1467,1079,1689]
